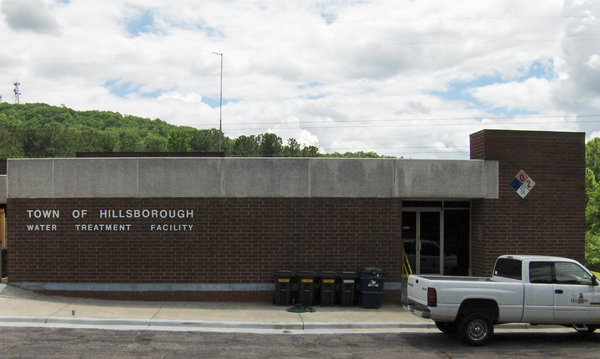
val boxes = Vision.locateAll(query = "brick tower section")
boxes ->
[470,130,586,276]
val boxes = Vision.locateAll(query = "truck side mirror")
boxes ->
[592,275,599,286]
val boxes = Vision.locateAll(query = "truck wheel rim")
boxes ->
[467,319,487,341]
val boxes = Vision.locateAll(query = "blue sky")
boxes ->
[432,59,555,117]
[124,8,155,36]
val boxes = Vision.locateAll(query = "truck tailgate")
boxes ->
[407,275,490,304]
[406,275,431,305]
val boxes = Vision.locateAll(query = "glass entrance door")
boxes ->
[402,211,442,275]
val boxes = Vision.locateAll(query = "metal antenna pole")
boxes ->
[212,52,223,153]
[13,82,21,104]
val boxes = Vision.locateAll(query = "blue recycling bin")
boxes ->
[359,266,385,309]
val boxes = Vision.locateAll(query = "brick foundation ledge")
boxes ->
[10,282,402,304]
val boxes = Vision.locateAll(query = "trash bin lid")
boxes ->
[359,266,385,274]
[318,271,339,279]
[274,270,294,278]
[296,271,317,278]
[339,271,359,279]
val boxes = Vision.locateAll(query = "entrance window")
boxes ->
[401,211,441,275]
[402,201,470,276]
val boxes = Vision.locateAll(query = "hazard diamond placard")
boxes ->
[510,170,535,198]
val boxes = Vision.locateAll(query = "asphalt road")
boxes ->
[1,327,600,358]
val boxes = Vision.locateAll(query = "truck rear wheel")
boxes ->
[574,324,597,334]
[458,312,494,346]
[435,321,457,334]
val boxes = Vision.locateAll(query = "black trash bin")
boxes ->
[296,271,317,306]
[359,266,385,309]
[318,271,338,306]
[273,270,294,306]
[339,271,359,306]
[1,248,6,278]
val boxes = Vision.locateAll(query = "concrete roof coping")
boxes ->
[6,157,499,199]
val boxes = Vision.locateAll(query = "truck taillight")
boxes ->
[427,288,437,307]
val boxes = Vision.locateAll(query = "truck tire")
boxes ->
[435,321,457,334]
[458,312,494,346]
[574,324,597,334]
[587,325,598,333]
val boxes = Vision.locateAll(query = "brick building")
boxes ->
[0,130,586,303]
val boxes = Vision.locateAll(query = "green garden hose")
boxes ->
[286,305,316,313]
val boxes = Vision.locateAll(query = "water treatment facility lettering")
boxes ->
[75,224,133,231]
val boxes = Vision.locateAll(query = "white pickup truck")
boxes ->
[406,255,600,346]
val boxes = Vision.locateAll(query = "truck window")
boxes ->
[555,262,592,285]
[494,258,522,280]
[529,262,553,283]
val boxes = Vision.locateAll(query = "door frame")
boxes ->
[403,208,444,275]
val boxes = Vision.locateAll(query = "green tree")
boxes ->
[0,128,24,158]
[587,138,600,181]
[586,139,600,270]
[283,138,301,157]
[166,128,191,152]
[190,128,221,152]
[22,126,73,158]
[143,134,167,152]
[586,167,600,270]
[232,135,259,157]
[118,130,142,152]
[300,145,321,157]
[258,133,283,157]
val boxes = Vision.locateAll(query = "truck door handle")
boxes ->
[555,290,563,294]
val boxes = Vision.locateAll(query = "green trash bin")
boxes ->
[273,271,294,306]
[296,271,317,306]
[318,271,338,306]
[339,271,359,306]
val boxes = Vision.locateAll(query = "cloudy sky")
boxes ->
[1,0,599,158]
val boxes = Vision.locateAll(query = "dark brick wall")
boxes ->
[36,290,274,302]
[8,197,402,301]
[470,130,586,276]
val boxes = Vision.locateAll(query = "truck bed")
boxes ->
[413,275,491,282]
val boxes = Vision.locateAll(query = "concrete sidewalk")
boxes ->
[0,284,568,334]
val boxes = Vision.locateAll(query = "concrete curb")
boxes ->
[46,317,152,327]
[0,316,565,332]
[302,322,432,330]
[0,316,431,331]
[0,316,47,324]
[149,320,305,330]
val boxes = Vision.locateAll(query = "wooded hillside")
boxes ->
[0,103,388,159]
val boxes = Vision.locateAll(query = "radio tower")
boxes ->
[13,82,21,104]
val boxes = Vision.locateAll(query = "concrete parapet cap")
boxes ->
[6,157,499,199]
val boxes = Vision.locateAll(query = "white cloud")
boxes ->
[468,77,555,111]
[587,54,600,69]
[1,0,62,35]
[1,0,599,159]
